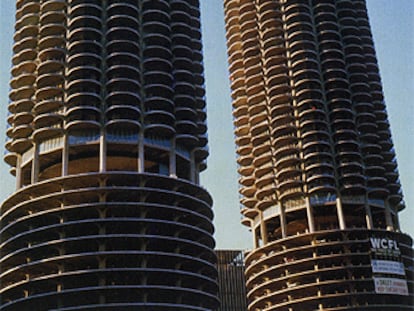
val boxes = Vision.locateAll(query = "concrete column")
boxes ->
[138,132,144,173]
[384,201,394,231]
[169,139,176,178]
[15,155,22,190]
[364,203,373,230]
[336,197,346,230]
[280,205,287,238]
[306,196,315,233]
[394,210,401,231]
[31,143,39,183]
[62,135,69,176]
[99,129,106,172]
[260,212,268,245]
[253,223,259,248]
[190,152,197,183]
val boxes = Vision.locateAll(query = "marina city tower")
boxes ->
[0,0,219,310]
[224,0,413,310]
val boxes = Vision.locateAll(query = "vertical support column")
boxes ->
[306,197,315,233]
[15,155,22,190]
[280,205,287,238]
[190,152,197,183]
[252,222,259,248]
[336,197,346,230]
[170,139,177,178]
[394,209,401,231]
[364,202,373,230]
[99,129,106,172]
[138,132,144,173]
[31,143,40,183]
[384,201,394,231]
[62,135,69,176]
[259,212,268,245]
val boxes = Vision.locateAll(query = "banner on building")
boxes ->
[371,259,405,276]
[373,277,409,296]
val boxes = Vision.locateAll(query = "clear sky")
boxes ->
[0,1,412,250]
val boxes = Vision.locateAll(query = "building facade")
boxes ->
[224,0,413,310]
[0,0,219,310]
[216,250,248,311]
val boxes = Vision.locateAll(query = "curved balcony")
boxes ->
[275,161,302,181]
[39,19,65,38]
[175,83,196,102]
[7,136,33,154]
[10,72,36,91]
[12,111,33,128]
[38,31,65,51]
[36,75,64,98]
[320,55,346,72]
[144,111,175,138]
[256,182,277,202]
[38,57,60,79]
[106,27,140,45]
[33,124,63,142]
[40,0,66,12]
[106,90,141,110]
[65,105,101,132]
[67,82,100,106]
[105,105,141,126]
[12,33,38,59]
[11,122,33,140]
[69,1,102,18]
[16,1,40,20]
[107,9,138,27]
[143,8,169,25]
[68,16,101,35]
[10,85,35,103]
[285,7,312,26]
[340,178,366,197]
[367,183,389,199]
[105,120,141,140]
[144,95,174,114]
[106,39,138,58]
[9,97,34,118]
[172,41,193,62]
[15,13,39,33]
[176,118,198,135]
[67,52,102,74]
[258,0,281,14]
[144,82,174,103]
[106,78,141,100]
[4,151,18,167]
[67,27,102,46]
[175,107,197,125]
[12,47,37,68]
[175,133,199,148]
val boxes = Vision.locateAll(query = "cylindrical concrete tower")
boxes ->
[0,1,218,310]
[224,0,413,309]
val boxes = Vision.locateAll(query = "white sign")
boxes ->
[374,277,408,296]
[372,260,405,276]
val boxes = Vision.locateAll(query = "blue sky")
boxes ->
[0,1,413,250]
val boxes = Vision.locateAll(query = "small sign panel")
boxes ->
[374,277,409,296]
[371,259,405,276]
